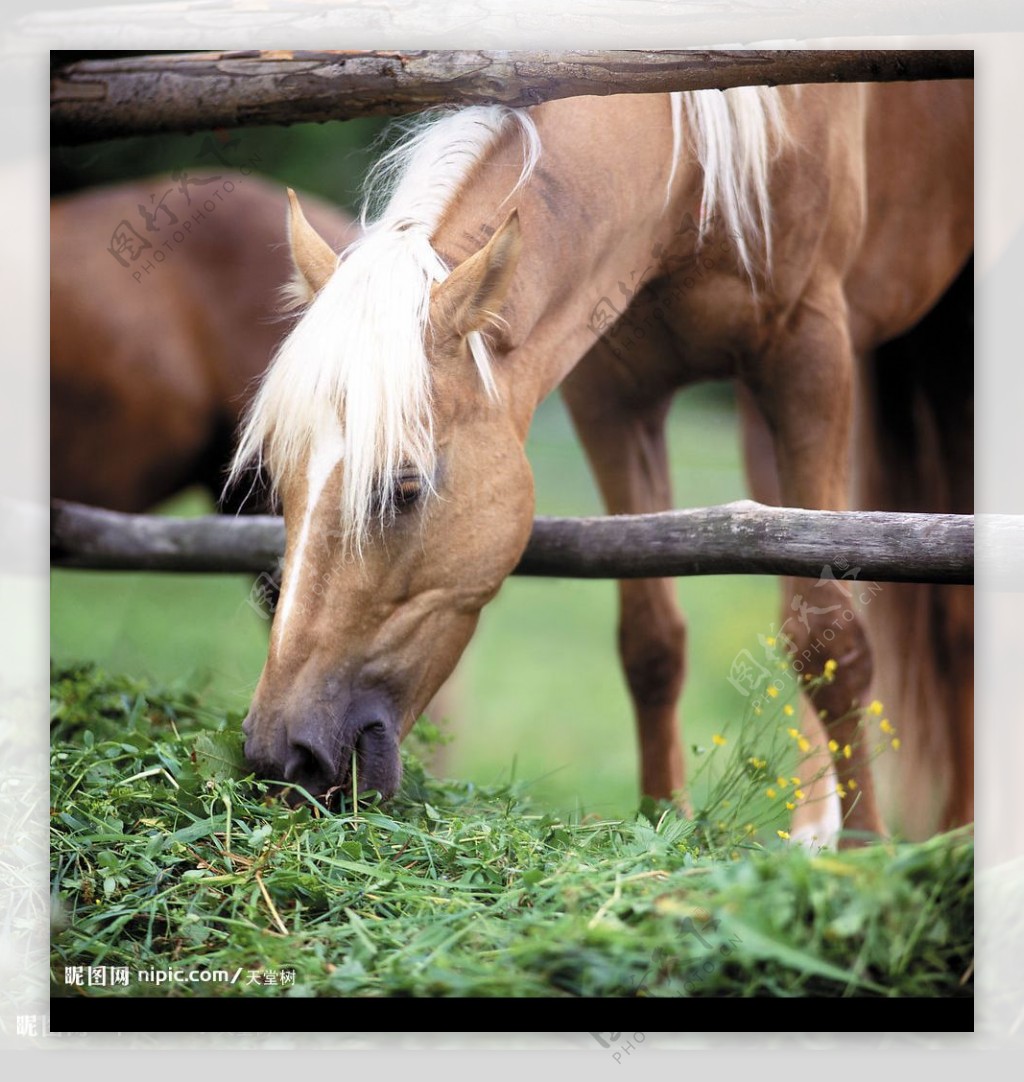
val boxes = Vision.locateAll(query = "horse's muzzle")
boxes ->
[242,691,402,804]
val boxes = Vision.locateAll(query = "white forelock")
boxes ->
[228,105,540,551]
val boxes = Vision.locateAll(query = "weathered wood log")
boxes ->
[50,500,287,575]
[518,503,976,584]
[50,499,979,584]
[50,49,974,146]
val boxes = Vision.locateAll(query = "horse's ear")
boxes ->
[284,188,336,307]
[436,209,521,338]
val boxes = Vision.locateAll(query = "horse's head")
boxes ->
[237,192,531,803]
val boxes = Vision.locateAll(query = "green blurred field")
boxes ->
[50,383,778,819]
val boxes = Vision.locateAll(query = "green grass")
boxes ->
[50,384,778,818]
[50,663,973,999]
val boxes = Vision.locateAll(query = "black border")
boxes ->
[50,994,973,1034]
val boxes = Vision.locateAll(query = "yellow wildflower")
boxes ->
[767,686,779,699]
[783,704,795,717]
[777,830,790,841]
[787,727,800,740]
[836,784,847,799]
[765,636,776,646]
[766,787,777,799]
[712,734,727,747]
[891,738,901,751]
[790,776,801,786]
[828,739,839,754]
[823,659,838,677]
[843,744,852,760]
[794,788,806,801]
[848,779,858,790]
[797,737,811,753]
[785,801,795,811]
[868,700,884,715]
[880,719,894,734]
[777,776,789,789]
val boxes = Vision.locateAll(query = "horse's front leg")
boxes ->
[746,291,884,843]
[561,350,686,805]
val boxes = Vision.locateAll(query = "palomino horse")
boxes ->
[51,172,356,512]
[231,82,973,844]
[50,176,465,749]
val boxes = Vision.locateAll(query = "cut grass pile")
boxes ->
[50,663,973,999]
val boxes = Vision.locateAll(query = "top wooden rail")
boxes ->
[50,49,974,145]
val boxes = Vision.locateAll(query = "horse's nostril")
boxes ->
[354,720,387,760]
[264,701,399,802]
[283,747,310,782]
[284,739,335,788]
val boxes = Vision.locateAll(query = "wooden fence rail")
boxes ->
[50,499,977,585]
[50,49,973,145]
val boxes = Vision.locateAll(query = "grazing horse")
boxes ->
[50,175,467,752]
[50,172,357,512]
[230,82,973,843]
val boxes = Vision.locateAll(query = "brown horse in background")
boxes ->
[50,172,357,512]
[856,257,973,837]
[228,82,972,845]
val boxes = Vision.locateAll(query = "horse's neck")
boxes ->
[433,95,701,428]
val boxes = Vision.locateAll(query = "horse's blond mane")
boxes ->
[227,90,784,552]
[677,85,787,278]
[228,105,541,550]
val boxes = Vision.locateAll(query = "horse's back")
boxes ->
[50,174,356,511]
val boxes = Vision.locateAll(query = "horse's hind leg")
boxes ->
[744,291,884,843]
[736,384,842,849]
[561,345,686,804]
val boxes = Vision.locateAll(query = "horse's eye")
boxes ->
[392,468,422,510]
